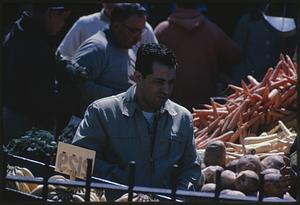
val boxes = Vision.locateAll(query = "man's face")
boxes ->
[113,14,146,49]
[137,61,176,112]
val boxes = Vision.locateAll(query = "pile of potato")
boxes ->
[199,140,296,200]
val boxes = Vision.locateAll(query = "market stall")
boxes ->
[3,54,297,203]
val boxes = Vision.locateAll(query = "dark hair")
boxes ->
[110,3,146,23]
[135,43,177,78]
[32,3,70,15]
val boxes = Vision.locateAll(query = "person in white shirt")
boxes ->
[57,3,158,59]
[72,3,147,115]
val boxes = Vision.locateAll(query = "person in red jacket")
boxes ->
[154,3,241,110]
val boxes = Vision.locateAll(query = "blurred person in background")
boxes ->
[231,3,297,84]
[57,2,157,60]
[71,3,147,115]
[154,3,241,110]
[3,4,71,144]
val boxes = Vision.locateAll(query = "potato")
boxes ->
[236,155,262,174]
[220,189,246,197]
[261,168,280,175]
[202,165,224,183]
[200,183,216,192]
[263,173,285,197]
[235,170,259,195]
[204,140,226,167]
[225,159,239,173]
[261,155,285,170]
[220,170,236,190]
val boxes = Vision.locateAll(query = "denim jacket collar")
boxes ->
[121,85,177,117]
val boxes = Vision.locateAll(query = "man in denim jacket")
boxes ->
[72,43,202,193]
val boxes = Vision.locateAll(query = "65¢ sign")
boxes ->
[55,142,96,180]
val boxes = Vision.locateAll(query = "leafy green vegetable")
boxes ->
[3,128,57,163]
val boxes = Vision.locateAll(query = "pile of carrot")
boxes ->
[193,54,297,149]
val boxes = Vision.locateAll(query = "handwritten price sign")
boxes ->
[55,142,96,180]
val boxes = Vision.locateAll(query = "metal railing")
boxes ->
[2,153,296,203]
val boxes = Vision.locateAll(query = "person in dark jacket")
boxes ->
[231,4,297,84]
[3,4,71,144]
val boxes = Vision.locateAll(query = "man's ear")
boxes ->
[133,70,143,83]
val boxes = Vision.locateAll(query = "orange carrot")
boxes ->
[193,117,201,127]
[228,84,243,92]
[259,111,266,125]
[281,60,291,75]
[220,114,232,133]
[195,131,210,142]
[261,86,269,103]
[227,99,250,130]
[280,85,296,104]
[269,110,284,119]
[286,76,297,85]
[283,92,297,107]
[272,61,283,80]
[243,112,263,129]
[211,98,219,118]
[247,75,260,86]
[197,127,221,148]
[205,130,234,146]
[251,93,263,102]
[195,127,208,137]
[261,67,274,86]
[254,86,267,96]
[229,130,240,143]
[206,117,222,134]
[241,79,251,96]
[270,78,288,90]
[266,109,272,125]
[193,109,228,116]
[203,104,212,109]
[268,88,279,100]
[285,55,295,70]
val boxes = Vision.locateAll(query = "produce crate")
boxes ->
[2,153,296,203]
[3,153,181,202]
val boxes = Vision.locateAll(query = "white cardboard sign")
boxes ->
[55,142,96,180]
